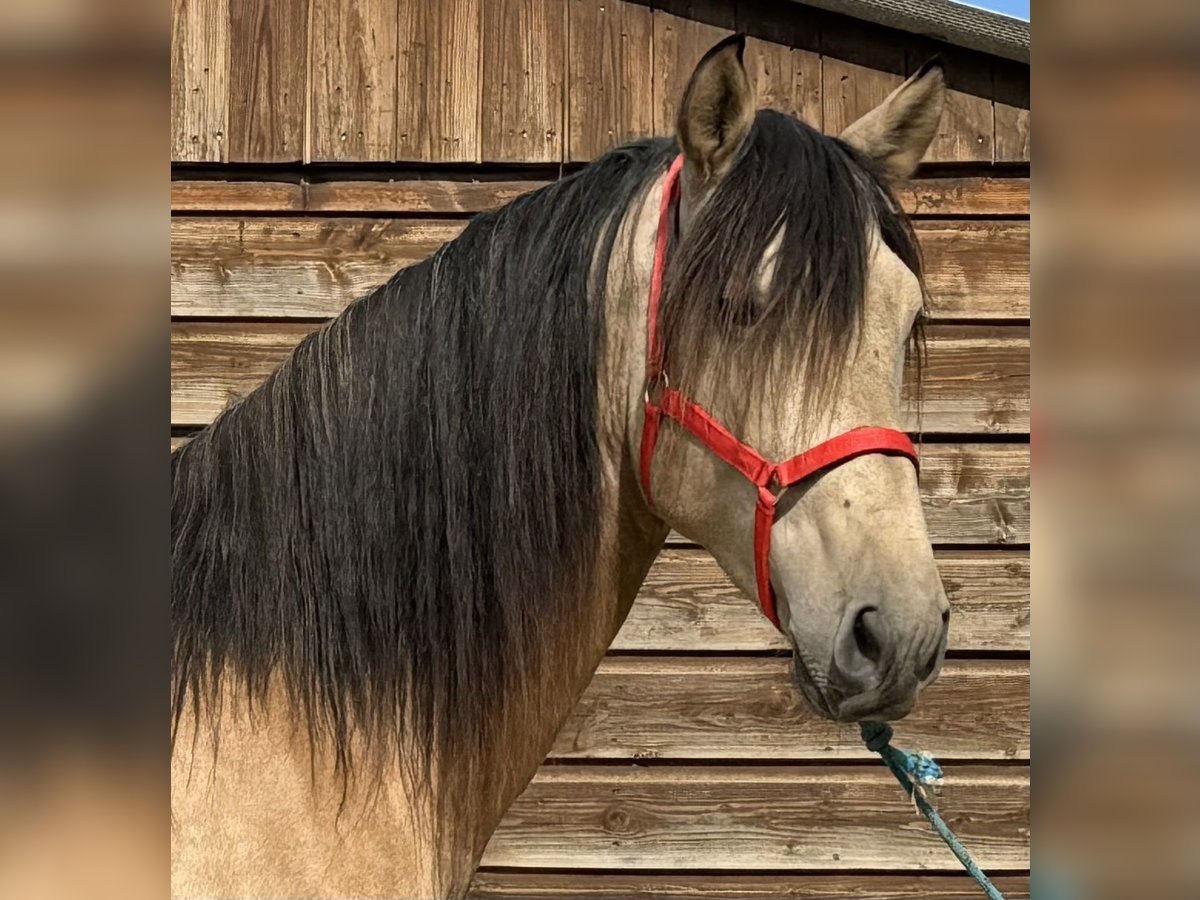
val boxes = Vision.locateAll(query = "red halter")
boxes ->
[639,155,919,631]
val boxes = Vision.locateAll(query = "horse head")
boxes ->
[636,36,949,723]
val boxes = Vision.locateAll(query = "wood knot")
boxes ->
[601,805,636,835]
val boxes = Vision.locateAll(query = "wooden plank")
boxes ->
[227,0,306,162]
[651,1,736,136]
[918,443,1029,544]
[470,872,1032,899]
[738,0,822,130]
[169,322,1029,433]
[396,0,481,162]
[481,766,1029,870]
[171,217,464,318]
[821,19,995,164]
[171,180,306,212]
[309,0,397,161]
[171,217,1028,320]
[616,549,1029,653]
[821,54,900,139]
[905,325,1029,435]
[303,180,552,213]
[744,38,821,132]
[481,0,566,162]
[993,60,1031,163]
[566,0,655,161]
[819,21,904,140]
[918,221,1029,321]
[551,659,1027,761]
[994,104,1030,163]
[169,180,553,214]
[171,322,317,426]
[932,93,993,164]
[894,177,1028,217]
[171,0,228,162]
[169,176,1028,216]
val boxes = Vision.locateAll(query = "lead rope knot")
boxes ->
[859,721,942,807]
[860,720,893,753]
[858,721,1006,900]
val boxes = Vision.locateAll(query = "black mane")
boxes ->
[172,138,676,791]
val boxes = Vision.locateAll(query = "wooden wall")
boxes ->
[171,1,1030,896]
[171,0,1030,166]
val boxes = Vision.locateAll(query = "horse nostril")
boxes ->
[853,607,883,665]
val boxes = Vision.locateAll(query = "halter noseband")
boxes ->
[639,154,919,631]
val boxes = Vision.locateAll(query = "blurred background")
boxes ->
[1,0,1199,898]
[0,1,164,900]
[1036,2,1200,898]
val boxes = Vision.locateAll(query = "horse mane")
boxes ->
[171,138,677,799]
[660,109,926,430]
[171,111,926,810]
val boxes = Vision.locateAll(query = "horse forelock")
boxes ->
[660,109,928,430]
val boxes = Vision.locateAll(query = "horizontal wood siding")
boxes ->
[481,767,1029,870]
[170,322,1029,433]
[618,549,1028,652]
[170,212,1028,322]
[170,176,1029,216]
[469,872,1031,899]
[171,1,1028,891]
[552,659,1028,760]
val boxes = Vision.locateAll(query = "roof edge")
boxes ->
[796,0,1030,64]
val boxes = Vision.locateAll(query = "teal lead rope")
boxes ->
[860,722,1006,900]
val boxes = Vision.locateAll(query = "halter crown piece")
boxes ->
[638,154,919,630]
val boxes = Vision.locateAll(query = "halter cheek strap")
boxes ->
[639,155,918,631]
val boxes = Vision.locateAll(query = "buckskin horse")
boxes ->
[172,35,949,899]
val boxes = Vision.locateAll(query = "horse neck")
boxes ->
[442,177,673,886]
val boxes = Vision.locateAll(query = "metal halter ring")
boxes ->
[643,370,670,405]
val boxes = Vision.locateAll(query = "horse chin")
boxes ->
[789,654,837,721]
[831,691,917,724]
[790,656,918,724]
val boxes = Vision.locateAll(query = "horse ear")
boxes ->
[677,33,755,184]
[840,57,946,180]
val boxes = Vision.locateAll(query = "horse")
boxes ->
[171,34,949,899]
